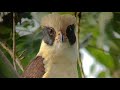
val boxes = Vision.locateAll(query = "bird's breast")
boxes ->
[38,41,78,78]
[42,53,78,78]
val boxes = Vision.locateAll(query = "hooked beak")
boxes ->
[58,31,66,43]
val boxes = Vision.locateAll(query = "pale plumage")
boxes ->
[22,13,78,78]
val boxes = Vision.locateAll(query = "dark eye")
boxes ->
[67,24,75,32]
[66,24,76,45]
[48,27,55,36]
[66,24,75,35]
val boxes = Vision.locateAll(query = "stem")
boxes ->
[13,12,17,71]
[0,48,19,78]
[76,12,85,78]
[0,42,13,58]
[0,41,24,71]
[0,49,13,70]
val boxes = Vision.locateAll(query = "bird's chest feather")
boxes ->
[43,57,78,78]
[38,41,78,78]
[43,52,77,78]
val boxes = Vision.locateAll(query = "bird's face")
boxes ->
[41,13,77,50]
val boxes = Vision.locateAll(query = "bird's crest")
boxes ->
[41,13,76,32]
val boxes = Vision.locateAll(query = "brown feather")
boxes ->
[21,56,45,78]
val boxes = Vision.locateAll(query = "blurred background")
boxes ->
[0,12,120,78]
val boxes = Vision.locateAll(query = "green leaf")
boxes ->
[16,30,42,69]
[86,46,115,70]
[112,12,120,34]
[0,49,19,78]
[97,71,106,78]
[0,25,12,41]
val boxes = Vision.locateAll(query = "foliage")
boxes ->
[80,12,120,77]
[0,12,120,78]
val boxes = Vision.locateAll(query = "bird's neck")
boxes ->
[37,41,78,78]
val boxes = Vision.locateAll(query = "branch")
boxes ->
[76,12,85,78]
[0,41,13,58]
[0,48,20,78]
[80,33,93,48]
[0,41,24,71]
[13,13,16,71]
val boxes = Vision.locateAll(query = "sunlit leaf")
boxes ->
[86,46,115,70]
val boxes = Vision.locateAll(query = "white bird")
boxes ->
[21,13,78,78]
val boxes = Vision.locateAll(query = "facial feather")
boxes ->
[37,13,78,78]
[38,13,77,56]
[41,13,76,33]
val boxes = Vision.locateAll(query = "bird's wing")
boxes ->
[21,56,45,78]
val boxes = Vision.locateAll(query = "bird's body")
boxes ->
[22,13,78,78]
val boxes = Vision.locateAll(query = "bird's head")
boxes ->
[38,13,77,57]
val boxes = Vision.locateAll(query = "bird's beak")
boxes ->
[58,31,66,43]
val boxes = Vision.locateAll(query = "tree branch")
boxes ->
[0,41,24,71]
[76,12,85,78]
[0,48,19,78]
[13,12,16,71]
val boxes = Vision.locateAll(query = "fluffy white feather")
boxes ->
[37,13,78,78]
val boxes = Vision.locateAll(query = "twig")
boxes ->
[13,12,16,71]
[0,48,20,77]
[76,12,85,78]
[0,42,13,58]
[18,49,26,58]
[0,41,24,71]
[80,33,93,48]
[0,49,13,69]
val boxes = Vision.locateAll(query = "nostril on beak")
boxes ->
[62,34,64,42]
[58,31,66,43]
[60,34,66,42]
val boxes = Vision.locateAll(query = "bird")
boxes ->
[21,13,78,78]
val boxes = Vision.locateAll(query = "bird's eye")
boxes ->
[66,24,75,35]
[66,24,76,45]
[42,26,55,36]
[66,24,75,34]
[48,28,55,36]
